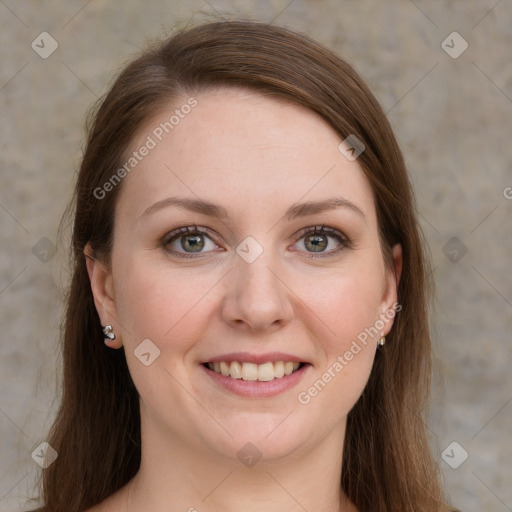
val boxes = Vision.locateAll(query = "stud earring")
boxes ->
[102,324,115,341]
[378,335,386,346]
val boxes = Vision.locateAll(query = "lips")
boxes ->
[201,356,310,398]
[205,360,302,381]
[201,351,309,383]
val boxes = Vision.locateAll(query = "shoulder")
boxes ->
[84,483,130,512]
[84,500,113,512]
[84,498,117,512]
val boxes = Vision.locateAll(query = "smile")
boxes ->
[205,361,303,381]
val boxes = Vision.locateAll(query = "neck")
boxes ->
[126,414,355,512]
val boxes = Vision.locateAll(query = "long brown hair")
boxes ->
[31,20,456,512]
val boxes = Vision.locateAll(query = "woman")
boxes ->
[31,20,458,512]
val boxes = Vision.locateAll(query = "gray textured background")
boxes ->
[1,1,511,511]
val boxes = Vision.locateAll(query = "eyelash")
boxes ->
[162,224,352,259]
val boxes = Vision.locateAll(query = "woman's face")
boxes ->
[89,88,401,463]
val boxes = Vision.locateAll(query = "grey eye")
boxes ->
[180,233,205,252]
[303,233,329,252]
[166,228,219,255]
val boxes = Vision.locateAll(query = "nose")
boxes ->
[220,251,294,333]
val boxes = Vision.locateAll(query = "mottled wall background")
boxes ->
[1,1,511,511]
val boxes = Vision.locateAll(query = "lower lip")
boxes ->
[200,363,310,398]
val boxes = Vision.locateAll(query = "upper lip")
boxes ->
[203,352,307,365]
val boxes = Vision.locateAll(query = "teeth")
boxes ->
[257,362,275,382]
[220,361,230,377]
[206,360,303,381]
[241,362,258,381]
[229,361,242,379]
[274,361,284,378]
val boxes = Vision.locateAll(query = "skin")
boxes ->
[85,88,402,512]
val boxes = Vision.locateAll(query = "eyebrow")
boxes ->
[139,196,366,222]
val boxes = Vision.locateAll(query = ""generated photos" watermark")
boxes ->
[93,97,198,200]
[297,302,401,405]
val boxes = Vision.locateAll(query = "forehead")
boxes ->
[115,88,376,227]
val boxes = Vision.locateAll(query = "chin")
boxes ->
[198,410,315,463]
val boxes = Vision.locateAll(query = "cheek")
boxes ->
[111,256,218,418]
[327,278,380,344]
[294,255,383,407]
[112,254,217,353]
[307,255,385,349]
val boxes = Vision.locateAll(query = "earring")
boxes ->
[378,335,386,346]
[102,324,115,341]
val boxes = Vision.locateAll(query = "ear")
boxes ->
[379,243,402,336]
[84,242,123,349]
